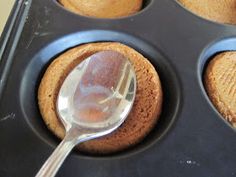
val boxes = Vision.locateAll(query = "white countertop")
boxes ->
[0,0,15,36]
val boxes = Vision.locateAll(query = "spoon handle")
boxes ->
[36,131,78,177]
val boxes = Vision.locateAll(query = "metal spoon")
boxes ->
[36,50,136,177]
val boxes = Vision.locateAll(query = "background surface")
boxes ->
[0,0,15,36]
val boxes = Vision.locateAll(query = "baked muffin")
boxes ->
[204,52,236,128]
[38,42,163,154]
[58,0,143,18]
[179,0,236,25]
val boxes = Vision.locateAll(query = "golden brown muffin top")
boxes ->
[38,42,163,154]
[179,0,236,25]
[59,0,143,18]
[205,52,236,127]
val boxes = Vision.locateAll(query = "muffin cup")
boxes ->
[198,38,236,130]
[55,0,153,19]
[20,31,181,158]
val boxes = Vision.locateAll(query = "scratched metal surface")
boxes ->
[0,0,236,177]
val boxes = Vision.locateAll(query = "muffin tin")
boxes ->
[0,0,236,176]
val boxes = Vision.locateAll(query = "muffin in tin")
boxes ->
[204,51,236,128]
[179,0,236,25]
[59,0,143,18]
[38,42,163,154]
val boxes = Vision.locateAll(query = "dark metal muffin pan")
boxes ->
[0,0,235,176]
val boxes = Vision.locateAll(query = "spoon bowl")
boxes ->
[36,50,136,177]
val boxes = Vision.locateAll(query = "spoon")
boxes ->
[36,50,136,177]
